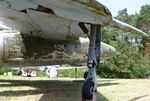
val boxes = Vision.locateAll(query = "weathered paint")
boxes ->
[28,0,112,24]
[0,31,116,66]
[0,7,36,33]
[0,0,112,37]
[27,9,86,40]
[6,16,18,20]
[4,34,24,59]
[0,0,146,42]
[111,19,148,36]
[1,33,88,66]
[73,0,112,18]
[65,34,79,40]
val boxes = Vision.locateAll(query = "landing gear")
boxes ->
[82,80,94,100]
[84,71,88,79]
[27,70,31,77]
[82,24,101,101]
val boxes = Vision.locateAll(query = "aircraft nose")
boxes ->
[101,42,116,59]
[110,47,116,55]
[110,47,117,57]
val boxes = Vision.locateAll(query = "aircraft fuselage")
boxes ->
[0,31,116,67]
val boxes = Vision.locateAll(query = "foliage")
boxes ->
[131,55,150,78]
[36,71,47,77]
[137,4,150,31]
[99,52,150,78]
[58,68,88,78]
[99,5,150,78]
[0,68,21,76]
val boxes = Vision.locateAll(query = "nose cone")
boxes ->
[101,42,116,59]
[110,46,116,56]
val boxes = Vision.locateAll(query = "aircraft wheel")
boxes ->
[82,80,94,100]
[27,75,31,77]
[84,71,88,79]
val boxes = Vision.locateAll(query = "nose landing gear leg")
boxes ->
[82,24,101,101]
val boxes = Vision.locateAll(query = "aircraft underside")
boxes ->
[0,32,115,67]
[0,0,148,101]
[1,34,88,66]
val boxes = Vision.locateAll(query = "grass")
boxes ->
[0,76,150,101]
[98,79,150,101]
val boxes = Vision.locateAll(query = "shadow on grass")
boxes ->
[98,82,119,87]
[128,94,150,101]
[0,79,109,101]
[97,79,119,87]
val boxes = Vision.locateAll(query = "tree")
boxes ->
[137,4,150,32]
[115,8,129,22]
[99,7,150,78]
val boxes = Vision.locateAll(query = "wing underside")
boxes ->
[0,0,148,39]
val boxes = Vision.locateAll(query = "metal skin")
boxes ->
[0,0,112,40]
[0,0,148,101]
[95,25,101,69]
[0,30,116,67]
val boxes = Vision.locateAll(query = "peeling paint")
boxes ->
[2,34,87,66]
[65,34,79,41]
[6,16,18,20]
[73,0,112,18]
[4,34,24,59]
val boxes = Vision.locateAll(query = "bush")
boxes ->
[58,68,88,78]
[37,71,46,77]
[130,55,150,78]
[0,68,21,76]
[98,54,150,78]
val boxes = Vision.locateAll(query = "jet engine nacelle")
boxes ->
[0,31,25,67]
[0,32,116,67]
[0,32,90,66]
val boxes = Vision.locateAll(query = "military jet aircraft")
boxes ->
[0,0,148,101]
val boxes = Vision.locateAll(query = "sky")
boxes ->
[98,0,149,16]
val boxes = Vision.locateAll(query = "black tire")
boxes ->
[84,71,88,79]
[82,80,94,100]
[27,75,31,77]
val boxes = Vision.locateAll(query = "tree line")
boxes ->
[99,4,150,78]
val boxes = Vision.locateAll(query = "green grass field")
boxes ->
[0,76,150,101]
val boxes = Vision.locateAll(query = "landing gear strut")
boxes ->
[82,24,101,101]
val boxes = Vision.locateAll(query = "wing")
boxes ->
[0,24,11,30]
[110,19,148,36]
[28,0,112,24]
[0,0,148,39]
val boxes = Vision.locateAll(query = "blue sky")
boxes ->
[98,0,149,16]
